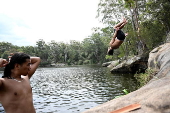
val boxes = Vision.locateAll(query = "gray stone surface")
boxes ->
[102,61,113,67]
[110,55,148,74]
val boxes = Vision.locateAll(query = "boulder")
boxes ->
[110,55,148,74]
[107,60,120,68]
[82,43,170,113]
[102,61,113,67]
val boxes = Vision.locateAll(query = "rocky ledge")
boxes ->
[102,53,149,74]
[82,41,170,112]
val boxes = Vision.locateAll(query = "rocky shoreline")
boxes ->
[82,34,170,113]
[102,54,148,74]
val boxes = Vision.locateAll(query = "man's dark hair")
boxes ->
[2,53,30,78]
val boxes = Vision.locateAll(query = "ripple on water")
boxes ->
[0,66,138,113]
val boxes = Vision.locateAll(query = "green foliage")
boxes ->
[140,20,166,50]
[83,60,91,65]
[105,55,114,60]
[1,51,9,59]
[114,89,130,99]
[134,69,156,88]
[40,61,50,67]
[98,0,169,55]
[124,0,135,8]
[145,0,170,31]
[78,60,83,65]
[123,89,129,95]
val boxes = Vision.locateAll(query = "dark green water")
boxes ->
[0,65,138,113]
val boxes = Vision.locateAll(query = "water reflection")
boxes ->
[0,65,138,113]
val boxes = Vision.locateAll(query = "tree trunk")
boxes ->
[129,0,148,55]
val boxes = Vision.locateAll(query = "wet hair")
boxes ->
[2,53,30,78]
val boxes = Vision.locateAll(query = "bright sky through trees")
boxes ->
[0,0,102,46]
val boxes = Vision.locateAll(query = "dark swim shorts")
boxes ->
[114,29,125,41]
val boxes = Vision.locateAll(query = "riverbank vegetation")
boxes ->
[0,0,170,67]
[134,69,157,88]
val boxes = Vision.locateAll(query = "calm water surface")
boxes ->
[0,65,138,113]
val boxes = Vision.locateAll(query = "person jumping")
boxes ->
[107,18,128,55]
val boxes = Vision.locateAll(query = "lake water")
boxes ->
[0,65,138,113]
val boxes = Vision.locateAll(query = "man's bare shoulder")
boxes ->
[0,77,11,82]
[0,78,3,80]
[0,78,5,82]
[0,78,6,87]
[0,78,9,82]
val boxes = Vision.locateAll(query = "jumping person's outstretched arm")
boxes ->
[114,18,126,28]
[28,57,41,79]
[114,21,124,29]
[114,17,127,29]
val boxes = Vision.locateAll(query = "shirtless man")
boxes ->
[0,53,40,113]
[107,18,128,55]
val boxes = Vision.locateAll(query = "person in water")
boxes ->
[107,18,128,55]
[0,53,40,113]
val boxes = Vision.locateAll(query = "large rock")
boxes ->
[102,61,113,67]
[110,55,148,74]
[82,43,170,113]
[107,60,120,68]
[102,60,121,68]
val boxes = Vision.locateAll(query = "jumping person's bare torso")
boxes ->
[111,39,124,49]
[0,76,36,113]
